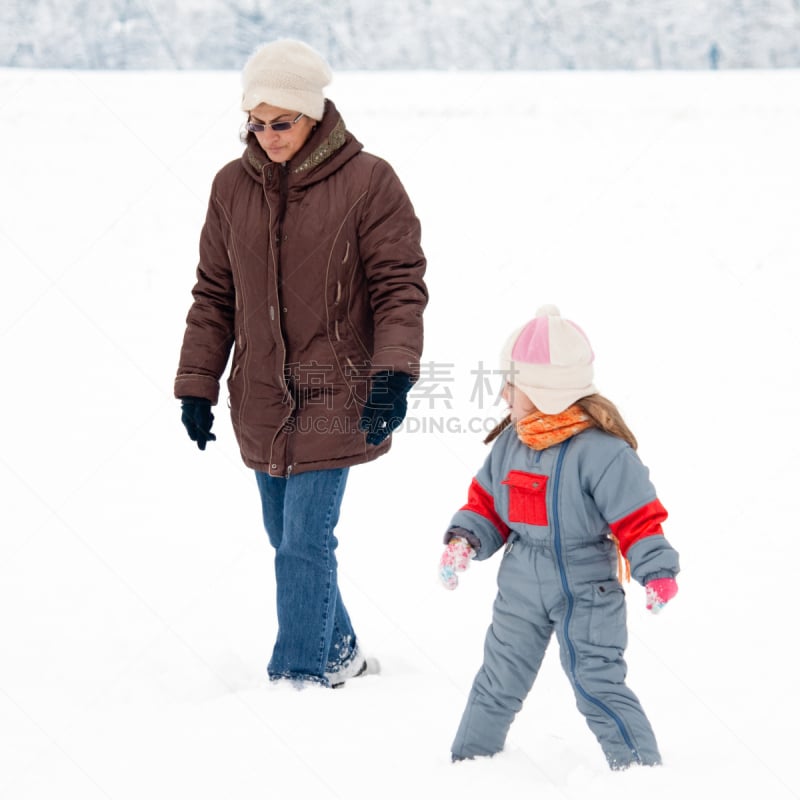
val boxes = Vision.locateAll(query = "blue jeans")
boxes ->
[255,467,357,685]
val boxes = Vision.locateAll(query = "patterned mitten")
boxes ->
[439,537,475,590]
[645,577,678,614]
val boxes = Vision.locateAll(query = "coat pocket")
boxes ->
[502,471,548,526]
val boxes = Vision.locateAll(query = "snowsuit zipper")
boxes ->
[551,439,640,760]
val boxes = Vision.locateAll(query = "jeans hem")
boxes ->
[325,636,359,673]
[269,671,331,688]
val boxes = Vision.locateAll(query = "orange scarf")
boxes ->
[515,406,593,451]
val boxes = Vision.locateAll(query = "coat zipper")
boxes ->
[266,163,295,477]
[277,164,296,477]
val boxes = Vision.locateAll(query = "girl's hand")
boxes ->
[439,537,475,590]
[645,577,678,613]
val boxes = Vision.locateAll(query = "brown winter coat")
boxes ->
[174,100,428,476]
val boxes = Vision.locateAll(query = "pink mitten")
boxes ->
[645,577,678,614]
[439,537,475,590]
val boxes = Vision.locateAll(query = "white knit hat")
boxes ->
[500,304,597,414]
[241,39,332,121]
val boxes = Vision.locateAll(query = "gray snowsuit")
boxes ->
[447,424,680,769]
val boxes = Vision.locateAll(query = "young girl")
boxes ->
[439,304,680,770]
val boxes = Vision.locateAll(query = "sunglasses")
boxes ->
[245,112,305,133]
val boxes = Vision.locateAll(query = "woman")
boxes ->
[174,39,428,688]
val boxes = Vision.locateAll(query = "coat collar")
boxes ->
[243,99,362,184]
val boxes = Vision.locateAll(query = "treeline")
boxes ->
[3,0,799,70]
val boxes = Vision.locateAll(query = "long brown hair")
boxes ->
[483,394,637,450]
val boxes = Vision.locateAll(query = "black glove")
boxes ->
[359,370,413,446]
[180,397,216,450]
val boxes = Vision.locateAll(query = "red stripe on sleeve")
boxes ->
[461,478,511,542]
[609,498,668,556]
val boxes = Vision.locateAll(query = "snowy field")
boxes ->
[1,66,799,798]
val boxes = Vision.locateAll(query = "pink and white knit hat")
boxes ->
[500,304,597,414]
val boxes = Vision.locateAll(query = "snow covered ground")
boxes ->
[1,66,799,798]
